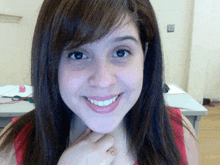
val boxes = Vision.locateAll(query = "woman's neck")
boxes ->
[69,114,126,143]
[69,115,88,145]
[68,115,137,164]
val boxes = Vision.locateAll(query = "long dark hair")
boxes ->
[0,0,196,164]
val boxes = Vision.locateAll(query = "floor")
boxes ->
[198,103,220,165]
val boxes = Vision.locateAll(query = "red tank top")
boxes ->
[12,108,188,165]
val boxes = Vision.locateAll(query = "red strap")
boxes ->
[12,118,32,165]
[169,108,188,165]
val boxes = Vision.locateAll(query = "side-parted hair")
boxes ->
[0,0,196,164]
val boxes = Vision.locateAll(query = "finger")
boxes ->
[107,147,117,157]
[103,147,117,165]
[95,134,115,152]
[85,133,107,143]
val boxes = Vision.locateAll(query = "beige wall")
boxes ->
[0,0,219,103]
[151,0,220,104]
[0,0,42,85]
[193,0,220,103]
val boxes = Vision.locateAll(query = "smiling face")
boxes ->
[58,15,144,133]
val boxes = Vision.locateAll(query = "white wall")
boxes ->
[151,0,194,91]
[0,0,43,85]
[151,0,220,103]
[0,0,219,103]
[193,0,220,102]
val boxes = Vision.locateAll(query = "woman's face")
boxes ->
[58,15,144,133]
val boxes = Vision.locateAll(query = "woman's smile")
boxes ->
[83,93,124,114]
[84,93,121,106]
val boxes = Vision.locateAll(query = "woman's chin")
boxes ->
[89,127,115,134]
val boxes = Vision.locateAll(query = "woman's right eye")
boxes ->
[68,51,87,60]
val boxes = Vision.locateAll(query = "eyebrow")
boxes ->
[112,36,139,44]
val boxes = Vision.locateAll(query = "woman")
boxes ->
[0,0,199,164]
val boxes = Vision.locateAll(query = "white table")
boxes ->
[164,84,208,136]
[0,97,34,132]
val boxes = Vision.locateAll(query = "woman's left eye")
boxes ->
[113,49,131,58]
[68,51,87,60]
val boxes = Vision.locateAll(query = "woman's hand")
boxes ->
[57,127,116,165]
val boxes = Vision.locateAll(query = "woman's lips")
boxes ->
[85,93,121,101]
[83,93,123,114]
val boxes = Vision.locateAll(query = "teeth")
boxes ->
[87,95,119,107]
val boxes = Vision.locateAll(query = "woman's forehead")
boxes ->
[109,14,137,34]
[93,15,140,44]
[63,13,139,50]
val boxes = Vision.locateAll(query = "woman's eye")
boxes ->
[68,51,87,60]
[67,49,131,60]
[113,50,131,58]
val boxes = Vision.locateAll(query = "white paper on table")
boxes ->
[167,84,186,94]
[0,85,33,97]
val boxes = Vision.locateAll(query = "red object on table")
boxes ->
[19,85,26,93]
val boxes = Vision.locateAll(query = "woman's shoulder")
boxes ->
[168,107,200,164]
[180,114,197,140]
[0,121,13,139]
[0,122,17,165]
[181,113,200,165]
[0,112,35,165]
[0,145,16,165]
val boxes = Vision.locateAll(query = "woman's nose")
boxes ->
[88,61,117,88]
